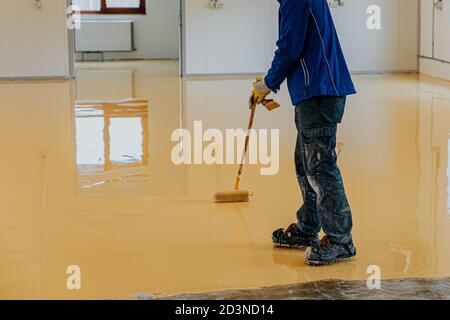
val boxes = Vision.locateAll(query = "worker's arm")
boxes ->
[264,0,311,92]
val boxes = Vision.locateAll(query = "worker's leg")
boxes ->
[297,96,353,245]
[271,105,322,249]
[294,104,321,236]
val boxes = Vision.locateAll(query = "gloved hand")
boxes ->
[251,77,271,104]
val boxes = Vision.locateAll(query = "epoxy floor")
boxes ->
[0,61,449,299]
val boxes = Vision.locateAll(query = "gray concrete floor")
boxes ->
[135,278,450,300]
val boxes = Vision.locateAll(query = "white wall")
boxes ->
[0,0,71,78]
[184,0,278,75]
[332,0,418,73]
[183,0,419,75]
[420,0,450,80]
[77,0,180,60]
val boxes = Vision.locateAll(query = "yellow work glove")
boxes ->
[251,77,272,105]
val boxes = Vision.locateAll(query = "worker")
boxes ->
[252,0,357,265]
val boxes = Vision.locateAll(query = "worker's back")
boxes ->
[265,0,356,106]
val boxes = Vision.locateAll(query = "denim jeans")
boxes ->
[294,96,353,244]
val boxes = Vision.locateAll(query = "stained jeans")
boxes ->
[295,96,353,244]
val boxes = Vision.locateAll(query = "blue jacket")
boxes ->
[265,0,356,106]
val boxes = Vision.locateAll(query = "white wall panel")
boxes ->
[184,0,278,75]
[434,0,450,62]
[0,0,71,78]
[420,0,433,57]
[420,0,450,80]
[332,0,418,72]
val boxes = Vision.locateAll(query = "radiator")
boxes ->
[75,20,134,52]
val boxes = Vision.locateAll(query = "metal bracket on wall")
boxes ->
[208,0,223,9]
[328,0,345,8]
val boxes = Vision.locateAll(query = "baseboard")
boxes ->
[0,76,74,82]
[75,57,180,63]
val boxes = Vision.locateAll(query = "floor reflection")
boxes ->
[75,99,149,189]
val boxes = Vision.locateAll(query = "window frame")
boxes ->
[80,0,146,15]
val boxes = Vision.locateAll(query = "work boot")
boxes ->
[272,223,318,250]
[305,235,356,266]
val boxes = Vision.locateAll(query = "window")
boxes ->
[73,0,146,14]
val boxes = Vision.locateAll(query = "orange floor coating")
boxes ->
[0,61,449,299]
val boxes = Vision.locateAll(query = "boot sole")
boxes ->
[272,241,309,250]
[305,254,356,266]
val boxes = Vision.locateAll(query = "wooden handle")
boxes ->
[235,102,257,190]
[234,97,280,190]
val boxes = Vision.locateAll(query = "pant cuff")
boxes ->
[326,232,353,244]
